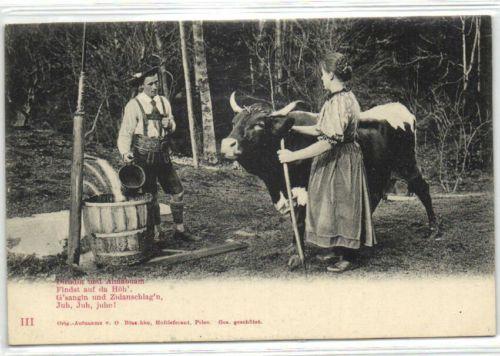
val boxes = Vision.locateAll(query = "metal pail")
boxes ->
[118,163,146,190]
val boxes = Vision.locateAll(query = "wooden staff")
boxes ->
[67,23,87,266]
[280,139,306,269]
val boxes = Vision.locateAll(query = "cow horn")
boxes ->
[229,92,244,113]
[271,101,302,116]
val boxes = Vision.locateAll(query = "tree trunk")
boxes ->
[275,19,283,96]
[282,20,288,95]
[249,57,255,93]
[257,20,265,73]
[461,16,480,93]
[461,17,468,91]
[153,23,170,98]
[179,21,199,168]
[477,17,481,93]
[192,21,218,164]
[267,52,275,110]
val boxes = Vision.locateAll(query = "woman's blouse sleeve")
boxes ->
[316,93,352,145]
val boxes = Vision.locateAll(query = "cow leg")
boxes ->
[367,170,389,213]
[370,191,384,212]
[406,174,440,239]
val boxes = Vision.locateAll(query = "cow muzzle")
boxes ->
[220,138,242,159]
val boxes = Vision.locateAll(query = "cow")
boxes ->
[221,92,440,263]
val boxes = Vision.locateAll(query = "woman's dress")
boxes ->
[305,90,376,249]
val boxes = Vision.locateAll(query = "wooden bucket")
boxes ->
[91,228,153,266]
[82,194,154,266]
[83,193,152,234]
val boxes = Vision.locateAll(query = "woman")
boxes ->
[277,52,375,272]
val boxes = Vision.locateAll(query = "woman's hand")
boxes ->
[277,149,296,163]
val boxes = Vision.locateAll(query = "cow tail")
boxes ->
[412,115,417,156]
[414,123,417,156]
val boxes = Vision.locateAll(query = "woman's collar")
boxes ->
[327,86,350,99]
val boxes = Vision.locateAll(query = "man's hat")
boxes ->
[127,56,163,86]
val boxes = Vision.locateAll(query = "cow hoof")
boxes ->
[287,255,301,271]
[283,243,296,255]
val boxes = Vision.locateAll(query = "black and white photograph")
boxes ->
[4,15,495,345]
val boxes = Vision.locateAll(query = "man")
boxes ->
[117,64,197,241]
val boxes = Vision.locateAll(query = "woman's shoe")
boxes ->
[315,252,337,263]
[326,260,353,273]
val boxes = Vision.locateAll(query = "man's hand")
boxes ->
[162,117,176,133]
[122,151,134,164]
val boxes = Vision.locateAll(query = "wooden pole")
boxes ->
[67,23,87,265]
[179,21,199,168]
[147,241,247,266]
[280,139,306,270]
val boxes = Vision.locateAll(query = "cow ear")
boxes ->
[270,116,295,136]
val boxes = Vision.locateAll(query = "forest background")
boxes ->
[5,16,492,193]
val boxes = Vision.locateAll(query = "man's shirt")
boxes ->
[117,92,173,155]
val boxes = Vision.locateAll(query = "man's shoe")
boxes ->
[153,227,161,242]
[173,230,202,242]
[155,237,170,250]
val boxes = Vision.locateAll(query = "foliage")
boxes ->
[5,17,492,191]
[6,22,183,142]
[411,87,491,192]
[239,17,492,191]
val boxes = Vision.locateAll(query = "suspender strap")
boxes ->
[159,97,169,138]
[134,97,148,136]
[134,96,169,137]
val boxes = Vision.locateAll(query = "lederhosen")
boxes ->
[132,97,184,224]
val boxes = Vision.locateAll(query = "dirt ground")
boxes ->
[6,129,495,280]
